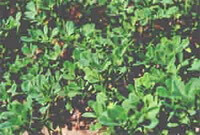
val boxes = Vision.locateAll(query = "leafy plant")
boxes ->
[0,0,199,134]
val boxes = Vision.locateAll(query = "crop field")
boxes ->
[0,0,200,134]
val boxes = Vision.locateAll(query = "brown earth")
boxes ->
[23,126,100,135]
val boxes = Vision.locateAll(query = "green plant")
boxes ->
[0,0,199,134]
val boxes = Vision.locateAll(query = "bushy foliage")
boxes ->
[0,0,199,134]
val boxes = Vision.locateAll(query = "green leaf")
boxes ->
[99,112,119,126]
[160,0,174,4]
[25,1,37,20]
[7,83,17,96]
[26,1,36,11]
[43,25,48,35]
[107,105,127,122]
[184,78,200,103]
[166,6,179,17]
[156,86,170,98]
[181,38,190,50]
[39,105,49,114]
[22,45,31,55]
[122,94,139,112]
[92,102,104,116]
[167,122,178,127]
[68,91,81,98]
[51,28,59,38]
[144,118,159,129]
[65,21,75,35]
[21,36,35,42]
[82,112,96,118]
[21,81,31,92]
[89,93,107,116]
[82,24,95,36]
[0,122,13,129]
[188,59,200,71]
[84,67,101,83]
[96,92,107,104]
[89,123,102,131]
